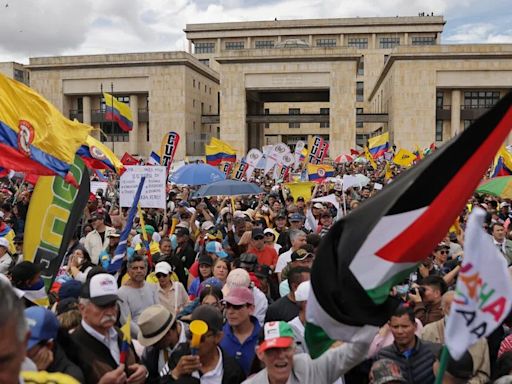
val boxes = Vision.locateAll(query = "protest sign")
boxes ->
[91,181,108,195]
[120,166,166,209]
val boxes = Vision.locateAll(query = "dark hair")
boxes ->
[491,222,505,232]
[390,305,416,324]
[444,350,473,379]
[494,351,512,380]
[199,285,223,303]
[288,267,311,290]
[300,244,315,253]
[306,233,321,248]
[419,275,448,295]
[11,261,40,288]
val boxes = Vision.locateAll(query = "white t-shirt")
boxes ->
[192,347,223,384]
[275,249,293,273]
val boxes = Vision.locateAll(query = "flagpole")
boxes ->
[100,83,109,144]
[434,346,449,384]
[111,82,115,155]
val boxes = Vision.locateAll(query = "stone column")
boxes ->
[83,96,91,125]
[339,34,344,46]
[308,35,313,47]
[217,38,221,53]
[451,90,461,137]
[247,36,251,49]
[404,32,409,45]
[188,40,192,53]
[372,33,376,49]
[129,94,139,155]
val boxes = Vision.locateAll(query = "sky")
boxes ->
[0,0,511,63]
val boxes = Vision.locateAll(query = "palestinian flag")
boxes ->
[305,92,512,358]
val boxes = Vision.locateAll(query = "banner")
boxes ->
[120,166,166,209]
[308,136,329,164]
[294,140,306,169]
[393,149,416,167]
[245,148,264,179]
[265,143,289,175]
[160,131,180,173]
[121,152,139,166]
[24,156,90,290]
[274,152,294,181]
[220,162,234,177]
[232,162,248,180]
[90,181,108,195]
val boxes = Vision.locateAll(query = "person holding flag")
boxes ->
[71,273,148,383]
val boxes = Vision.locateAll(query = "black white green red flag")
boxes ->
[305,92,512,358]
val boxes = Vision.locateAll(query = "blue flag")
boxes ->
[107,177,146,273]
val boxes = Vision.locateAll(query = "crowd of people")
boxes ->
[2,160,512,384]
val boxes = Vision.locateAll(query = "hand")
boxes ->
[127,363,148,383]
[418,264,430,278]
[98,364,127,384]
[31,346,54,370]
[171,355,201,379]
[408,288,422,304]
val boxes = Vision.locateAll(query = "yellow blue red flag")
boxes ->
[368,132,390,158]
[0,74,90,184]
[205,137,236,165]
[103,92,133,132]
[492,146,512,177]
[77,135,125,175]
[307,163,334,182]
[120,315,131,364]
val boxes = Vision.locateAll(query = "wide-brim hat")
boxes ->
[137,304,176,347]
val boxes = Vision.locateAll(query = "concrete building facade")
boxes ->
[1,15,512,158]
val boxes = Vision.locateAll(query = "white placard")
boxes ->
[91,181,108,195]
[373,182,383,190]
[120,166,166,209]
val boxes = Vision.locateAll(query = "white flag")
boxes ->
[445,207,512,359]
[245,148,263,179]
[294,140,306,169]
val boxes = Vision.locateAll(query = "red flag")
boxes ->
[120,152,138,166]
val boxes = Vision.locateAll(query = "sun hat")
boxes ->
[137,304,176,347]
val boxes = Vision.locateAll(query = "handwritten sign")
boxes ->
[120,166,166,209]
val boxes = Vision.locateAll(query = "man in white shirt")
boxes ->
[275,229,306,282]
[83,213,115,265]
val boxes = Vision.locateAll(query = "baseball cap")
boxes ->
[436,242,450,250]
[276,212,287,219]
[155,261,173,275]
[258,321,295,353]
[107,230,121,238]
[201,221,215,231]
[297,196,305,202]
[137,304,176,347]
[178,200,190,208]
[191,305,223,333]
[198,254,213,266]
[370,359,407,384]
[81,273,120,306]
[0,237,9,249]
[289,213,304,222]
[295,280,310,302]
[313,203,324,209]
[240,253,258,265]
[254,264,272,279]
[59,280,82,300]
[137,225,155,237]
[25,307,60,350]
[224,286,254,306]
[252,228,264,239]
[291,249,313,262]
[200,277,224,293]
[263,228,276,238]
[205,241,228,258]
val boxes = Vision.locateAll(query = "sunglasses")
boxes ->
[253,236,264,240]
[438,250,448,255]
[264,233,274,237]
[225,303,247,310]
[156,273,168,278]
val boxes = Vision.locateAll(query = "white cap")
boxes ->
[313,203,324,209]
[201,221,214,231]
[84,273,119,306]
[0,237,9,249]
[263,228,276,236]
[186,207,196,215]
[295,280,311,302]
[155,262,173,275]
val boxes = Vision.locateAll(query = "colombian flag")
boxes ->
[0,74,90,185]
[205,137,236,166]
[77,135,125,175]
[307,163,334,182]
[103,92,133,132]
[368,132,390,159]
[492,146,512,177]
[120,315,131,364]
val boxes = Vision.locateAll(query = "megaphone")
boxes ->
[189,319,208,355]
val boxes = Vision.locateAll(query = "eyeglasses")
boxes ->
[225,303,247,310]
[253,236,264,240]
[156,273,168,278]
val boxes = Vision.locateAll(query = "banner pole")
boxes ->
[434,345,449,384]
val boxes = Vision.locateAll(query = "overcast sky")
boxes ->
[0,0,511,63]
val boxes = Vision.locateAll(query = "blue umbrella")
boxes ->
[195,179,263,197]
[170,163,226,185]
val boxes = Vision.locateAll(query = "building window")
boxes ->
[205,85,207,92]
[146,121,150,142]
[193,79,195,88]
[225,41,244,50]
[199,59,210,66]
[435,120,443,142]
[356,108,363,128]
[77,97,83,112]
[255,40,274,49]
[319,108,329,128]
[13,68,25,83]
[463,91,501,109]
[356,134,369,147]
[195,42,215,54]
[357,57,364,76]
[101,95,129,110]
[356,82,364,102]
[436,91,444,108]
[264,108,270,129]
[412,36,436,45]
[99,122,129,142]
[379,37,400,49]
[348,37,368,49]
[289,108,300,129]
[316,39,336,47]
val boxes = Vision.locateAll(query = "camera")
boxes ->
[410,286,426,296]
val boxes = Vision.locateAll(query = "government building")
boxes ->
[1,15,512,159]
